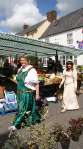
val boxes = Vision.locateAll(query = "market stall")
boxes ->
[32,71,62,103]
[0,32,83,112]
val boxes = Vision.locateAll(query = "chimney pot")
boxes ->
[47,10,57,22]
[23,24,29,29]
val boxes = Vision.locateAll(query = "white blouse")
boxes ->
[18,65,39,90]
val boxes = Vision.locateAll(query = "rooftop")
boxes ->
[40,8,83,38]
[17,20,46,36]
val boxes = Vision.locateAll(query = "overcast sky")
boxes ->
[0,0,83,33]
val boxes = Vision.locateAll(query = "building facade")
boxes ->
[40,8,83,66]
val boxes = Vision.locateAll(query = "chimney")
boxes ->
[47,10,57,22]
[23,24,29,30]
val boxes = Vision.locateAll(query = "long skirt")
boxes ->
[13,92,41,129]
[62,83,79,110]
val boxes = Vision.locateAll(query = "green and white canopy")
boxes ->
[0,32,83,57]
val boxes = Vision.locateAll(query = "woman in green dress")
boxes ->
[9,55,41,130]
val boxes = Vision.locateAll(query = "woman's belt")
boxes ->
[17,90,33,94]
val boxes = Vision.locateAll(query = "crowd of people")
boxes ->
[0,55,82,131]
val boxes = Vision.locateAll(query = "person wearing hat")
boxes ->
[59,59,79,112]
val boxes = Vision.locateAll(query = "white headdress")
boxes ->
[66,59,73,63]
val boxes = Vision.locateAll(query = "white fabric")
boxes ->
[0,98,5,103]
[0,103,4,108]
[46,97,57,102]
[8,125,16,131]
[61,69,79,110]
[19,65,39,90]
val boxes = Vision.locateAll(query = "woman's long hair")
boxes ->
[66,61,73,71]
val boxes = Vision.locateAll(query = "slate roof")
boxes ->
[17,20,46,36]
[40,8,83,38]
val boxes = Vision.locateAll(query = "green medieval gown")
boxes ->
[13,68,41,129]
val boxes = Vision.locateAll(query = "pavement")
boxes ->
[0,88,83,148]
[46,89,83,129]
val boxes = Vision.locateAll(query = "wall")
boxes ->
[26,20,50,39]
[43,27,83,65]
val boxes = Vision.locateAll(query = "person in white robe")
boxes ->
[59,60,79,112]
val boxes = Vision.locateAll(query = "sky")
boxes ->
[0,0,83,33]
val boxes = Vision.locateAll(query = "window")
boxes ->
[67,33,73,44]
[54,38,59,45]
[42,57,48,67]
[69,56,72,60]
[63,56,66,65]
[66,55,73,62]
[45,38,49,43]
[74,56,77,65]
